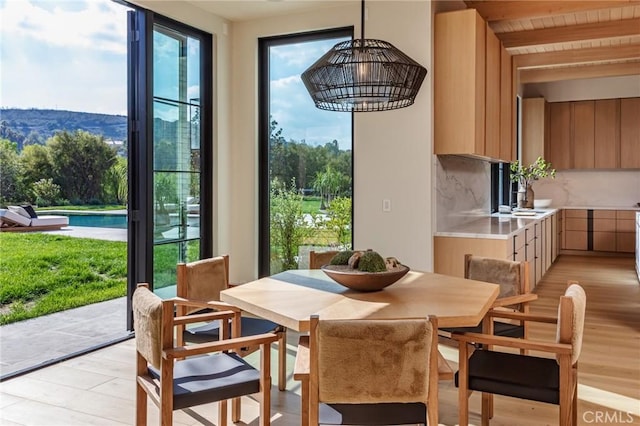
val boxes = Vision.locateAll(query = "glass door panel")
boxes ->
[151,25,201,295]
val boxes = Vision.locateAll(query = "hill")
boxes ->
[0,108,127,149]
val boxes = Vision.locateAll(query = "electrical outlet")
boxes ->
[383,199,391,212]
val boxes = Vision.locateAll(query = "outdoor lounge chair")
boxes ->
[0,207,69,232]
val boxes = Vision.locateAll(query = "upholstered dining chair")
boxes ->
[297,315,439,426]
[175,256,288,392]
[132,283,277,426]
[439,254,537,349]
[309,250,339,269]
[452,282,586,426]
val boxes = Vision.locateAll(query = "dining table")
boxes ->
[220,268,500,332]
[220,268,500,425]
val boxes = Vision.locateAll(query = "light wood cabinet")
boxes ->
[434,9,514,162]
[522,98,546,166]
[572,101,595,169]
[563,209,588,250]
[594,99,620,169]
[547,102,571,170]
[620,98,640,169]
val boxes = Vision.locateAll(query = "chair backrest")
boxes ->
[465,254,529,298]
[556,282,586,365]
[309,250,339,269]
[310,315,437,404]
[132,284,163,369]
[177,255,229,308]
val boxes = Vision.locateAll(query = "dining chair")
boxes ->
[296,314,439,426]
[309,250,339,269]
[132,283,277,426]
[175,256,288,392]
[453,281,586,426]
[439,254,537,351]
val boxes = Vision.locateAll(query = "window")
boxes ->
[258,28,353,276]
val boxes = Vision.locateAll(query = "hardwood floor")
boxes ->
[0,255,638,425]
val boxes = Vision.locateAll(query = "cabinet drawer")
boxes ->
[564,209,587,218]
[617,219,635,232]
[617,210,637,220]
[593,218,616,232]
[617,232,635,253]
[513,231,525,252]
[593,210,616,219]
[564,231,588,250]
[565,218,587,231]
[593,232,616,252]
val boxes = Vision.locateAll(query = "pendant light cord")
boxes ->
[360,0,365,43]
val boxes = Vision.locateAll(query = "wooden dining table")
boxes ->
[220,268,500,332]
[220,268,499,425]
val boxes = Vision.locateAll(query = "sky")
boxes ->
[0,0,351,148]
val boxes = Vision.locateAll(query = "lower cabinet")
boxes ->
[562,208,638,253]
[435,216,555,288]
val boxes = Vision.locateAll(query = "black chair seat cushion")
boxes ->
[441,321,524,338]
[319,402,427,425]
[184,316,280,344]
[455,350,560,405]
[149,353,260,410]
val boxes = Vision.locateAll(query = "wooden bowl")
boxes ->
[321,264,410,292]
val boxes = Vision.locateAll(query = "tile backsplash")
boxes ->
[532,170,640,208]
[435,155,491,230]
[435,155,640,232]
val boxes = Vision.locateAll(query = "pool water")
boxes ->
[63,213,128,229]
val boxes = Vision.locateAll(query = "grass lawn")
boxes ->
[0,233,126,325]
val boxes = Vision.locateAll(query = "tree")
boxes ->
[47,130,117,203]
[19,144,53,197]
[324,196,352,248]
[312,165,350,209]
[31,178,62,207]
[270,178,310,272]
[0,139,21,203]
[102,157,128,204]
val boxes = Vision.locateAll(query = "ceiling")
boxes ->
[187,0,639,84]
[464,1,640,84]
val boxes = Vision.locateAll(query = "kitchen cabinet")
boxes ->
[616,210,636,253]
[561,209,638,253]
[543,97,638,170]
[593,210,616,252]
[563,209,588,250]
[547,102,571,170]
[594,99,620,169]
[522,98,546,166]
[435,213,557,288]
[620,98,640,169]
[572,101,595,169]
[434,9,514,162]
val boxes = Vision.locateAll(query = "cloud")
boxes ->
[0,0,128,54]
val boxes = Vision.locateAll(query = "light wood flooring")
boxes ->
[0,255,638,425]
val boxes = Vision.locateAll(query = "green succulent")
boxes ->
[329,250,354,265]
[357,251,386,273]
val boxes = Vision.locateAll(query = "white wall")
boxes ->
[231,1,434,282]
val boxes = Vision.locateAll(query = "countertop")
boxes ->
[435,206,640,240]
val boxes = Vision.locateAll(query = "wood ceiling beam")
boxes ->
[499,18,640,48]
[519,61,640,83]
[514,44,640,69]
[465,1,640,22]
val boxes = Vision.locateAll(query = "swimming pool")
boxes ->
[52,212,128,229]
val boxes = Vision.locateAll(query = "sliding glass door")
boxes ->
[127,9,212,327]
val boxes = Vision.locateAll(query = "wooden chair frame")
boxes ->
[452,284,581,426]
[134,283,278,426]
[309,250,339,269]
[175,255,288,394]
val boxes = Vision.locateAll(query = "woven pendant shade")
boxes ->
[301,1,427,112]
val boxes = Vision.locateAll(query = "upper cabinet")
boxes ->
[434,9,514,163]
[621,98,640,169]
[533,96,640,170]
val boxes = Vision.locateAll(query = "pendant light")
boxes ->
[301,0,427,112]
